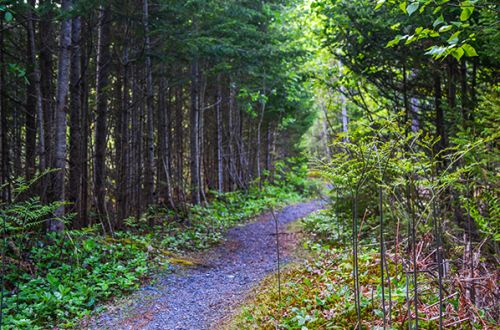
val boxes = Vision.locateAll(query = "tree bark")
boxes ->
[143,0,155,206]
[69,15,83,227]
[94,4,111,226]
[434,73,447,154]
[39,0,54,202]
[460,58,468,125]
[190,59,201,204]
[25,3,38,180]
[256,82,266,187]
[157,73,174,209]
[50,0,72,232]
[0,15,9,202]
[216,75,223,193]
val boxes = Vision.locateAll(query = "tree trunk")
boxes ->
[460,58,468,125]
[0,15,9,202]
[39,0,54,202]
[157,73,174,209]
[434,73,447,154]
[94,4,111,226]
[265,123,272,174]
[216,75,223,193]
[50,0,72,232]
[143,0,155,206]
[69,15,83,227]
[118,53,130,222]
[190,59,201,204]
[25,3,37,181]
[256,83,266,186]
[80,19,92,227]
[29,0,47,176]
[175,86,185,204]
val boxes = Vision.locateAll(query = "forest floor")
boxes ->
[82,200,324,330]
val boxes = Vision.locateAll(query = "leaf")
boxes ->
[433,15,445,28]
[462,44,478,57]
[385,35,402,47]
[83,239,96,251]
[451,47,464,60]
[460,4,474,21]
[375,0,386,10]
[438,25,453,33]
[406,2,420,16]
[4,11,12,22]
[447,31,461,45]
[425,45,447,58]
[399,1,407,13]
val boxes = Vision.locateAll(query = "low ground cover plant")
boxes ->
[1,160,318,329]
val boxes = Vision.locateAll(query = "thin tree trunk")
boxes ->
[216,75,223,193]
[176,86,184,204]
[50,0,72,232]
[117,46,130,222]
[460,59,468,125]
[0,15,9,202]
[158,73,174,209]
[80,20,91,227]
[25,3,38,180]
[190,59,201,204]
[69,15,82,227]
[94,4,111,227]
[39,0,54,202]
[265,123,272,174]
[340,63,349,141]
[256,83,266,187]
[228,80,236,190]
[143,0,155,206]
[434,73,447,154]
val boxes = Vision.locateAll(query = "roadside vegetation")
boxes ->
[228,209,498,329]
[1,159,318,329]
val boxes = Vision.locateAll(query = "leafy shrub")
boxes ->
[1,160,317,329]
[1,230,166,329]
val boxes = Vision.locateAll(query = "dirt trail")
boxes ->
[86,201,323,330]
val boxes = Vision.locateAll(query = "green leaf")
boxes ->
[438,25,453,33]
[462,44,478,57]
[83,239,96,251]
[447,31,461,45]
[425,45,447,58]
[433,15,445,28]
[460,4,474,21]
[406,2,420,16]
[399,1,407,13]
[386,35,402,47]
[451,47,464,60]
[375,0,386,10]
[4,11,12,22]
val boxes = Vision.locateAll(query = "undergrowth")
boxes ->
[227,210,498,329]
[1,162,320,329]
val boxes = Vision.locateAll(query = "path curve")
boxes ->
[87,201,323,330]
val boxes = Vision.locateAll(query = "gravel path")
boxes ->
[86,201,323,330]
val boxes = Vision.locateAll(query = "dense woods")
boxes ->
[0,1,318,328]
[0,0,313,230]
[231,0,499,329]
[0,0,498,328]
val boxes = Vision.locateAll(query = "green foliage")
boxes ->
[1,160,316,328]
[1,230,164,329]
[140,163,315,251]
[376,0,495,60]
[227,211,498,329]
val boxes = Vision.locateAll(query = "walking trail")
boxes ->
[86,200,323,330]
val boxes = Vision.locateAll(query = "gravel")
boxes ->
[85,200,324,330]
